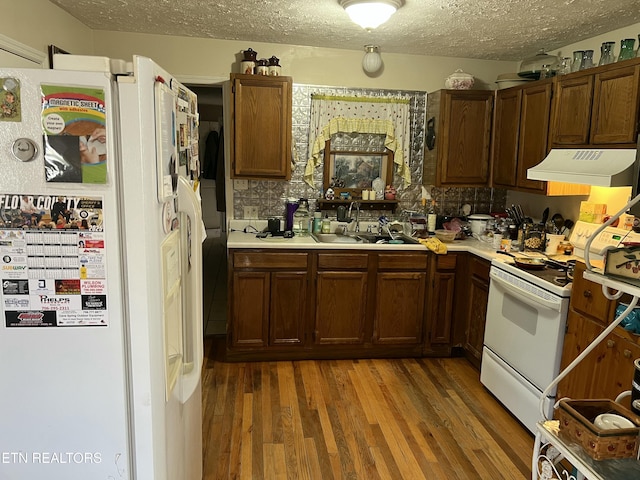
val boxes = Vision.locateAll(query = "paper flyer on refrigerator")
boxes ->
[0,193,108,327]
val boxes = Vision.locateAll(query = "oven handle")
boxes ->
[489,271,563,312]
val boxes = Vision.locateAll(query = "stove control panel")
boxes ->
[569,220,640,257]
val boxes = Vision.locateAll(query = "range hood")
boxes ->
[527,148,638,187]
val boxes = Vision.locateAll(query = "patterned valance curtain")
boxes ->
[304,94,412,187]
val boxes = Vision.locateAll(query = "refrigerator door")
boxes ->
[117,56,203,480]
[0,69,131,478]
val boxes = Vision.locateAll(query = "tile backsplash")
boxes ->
[232,84,506,221]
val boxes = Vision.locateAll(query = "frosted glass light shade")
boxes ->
[340,0,400,30]
[362,45,382,73]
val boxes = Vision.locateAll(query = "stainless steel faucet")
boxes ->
[348,201,361,232]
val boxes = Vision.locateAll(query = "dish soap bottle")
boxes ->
[312,204,322,234]
[293,198,310,236]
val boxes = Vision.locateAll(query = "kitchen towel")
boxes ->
[419,237,447,254]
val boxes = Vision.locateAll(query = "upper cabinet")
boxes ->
[229,74,292,179]
[492,79,553,193]
[550,58,640,148]
[423,90,494,187]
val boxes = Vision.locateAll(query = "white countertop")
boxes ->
[226,220,502,261]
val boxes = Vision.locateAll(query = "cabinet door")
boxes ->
[591,64,640,144]
[491,88,522,188]
[270,271,307,346]
[464,270,490,366]
[231,74,292,179]
[550,74,594,146]
[598,331,640,400]
[430,270,456,345]
[515,81,553,192]
[373,272,426,345]
[438,90,493,185]
[314,271,368,344]
[231,271,269,347]
[557,312,604,400]
[571,262,616,325]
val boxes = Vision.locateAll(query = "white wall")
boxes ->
[0,0,94,58]
[91,31,517,92]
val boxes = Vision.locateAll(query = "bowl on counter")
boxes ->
[434,229,457,243]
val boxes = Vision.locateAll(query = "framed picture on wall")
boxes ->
[323,140,394,198]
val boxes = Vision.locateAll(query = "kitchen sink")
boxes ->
[355,233,419,244]
[311,233,364,244]
[311,232,419,245]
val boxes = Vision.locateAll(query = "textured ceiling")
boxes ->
[50,0,640,61]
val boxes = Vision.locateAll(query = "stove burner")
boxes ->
[553,276,571,286]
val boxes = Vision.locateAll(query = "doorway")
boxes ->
[186,84,227,336]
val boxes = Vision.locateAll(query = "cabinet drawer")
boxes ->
[233,252,308,269]
[378,253,428,270]
[571,262,616,324]
[434,253,457,270]
[470,256,490,279]
[317,253,369,270]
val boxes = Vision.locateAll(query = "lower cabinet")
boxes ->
[558,312,640,401]
[425,252,458,355]
[463,256,491,368]
[314,253,369,345]
[228,249,429,360]
[228,249,497,363]
[557,262,640,403]
[229,251,308,350]
[374,253,428,345]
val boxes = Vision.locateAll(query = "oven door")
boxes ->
[483,267,569,391]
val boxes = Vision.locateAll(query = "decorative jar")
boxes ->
[240,48,257,74]
[444,69,474,90]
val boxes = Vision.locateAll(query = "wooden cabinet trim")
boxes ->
[378,253,428,270]
[317,253,369,270]
[233,251,308,269]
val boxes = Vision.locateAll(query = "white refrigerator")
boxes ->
[0,55,204,479]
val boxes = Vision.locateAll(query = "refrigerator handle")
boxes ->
[176,176,204,404]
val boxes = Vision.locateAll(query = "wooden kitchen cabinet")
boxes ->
[491,79,589,196]
[373,253,428,345]
[229,251,308,349]
[570,261,617,326]
[229,74,292,179]
[557,262,638,402]
[314,253,369,345]
[550,58,640,148]
[492,79,552,193]
[558,312,640,402]
[425,252,458,355]
[228,248,430,360]
[462,256,491,369]
[423,90,494,187]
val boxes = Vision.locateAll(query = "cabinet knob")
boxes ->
[624,349,633,358]
[606,339,615,348]
[583,290,592,298]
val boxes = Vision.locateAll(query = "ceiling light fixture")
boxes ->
[339,0,402,30]
[362,45,383,74]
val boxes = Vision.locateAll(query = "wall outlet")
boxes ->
[244,206,258,219]
[235,179,248,190]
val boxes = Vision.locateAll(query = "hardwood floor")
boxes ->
[202,339,534,479]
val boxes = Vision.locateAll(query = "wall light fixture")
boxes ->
[362,45,383,74]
